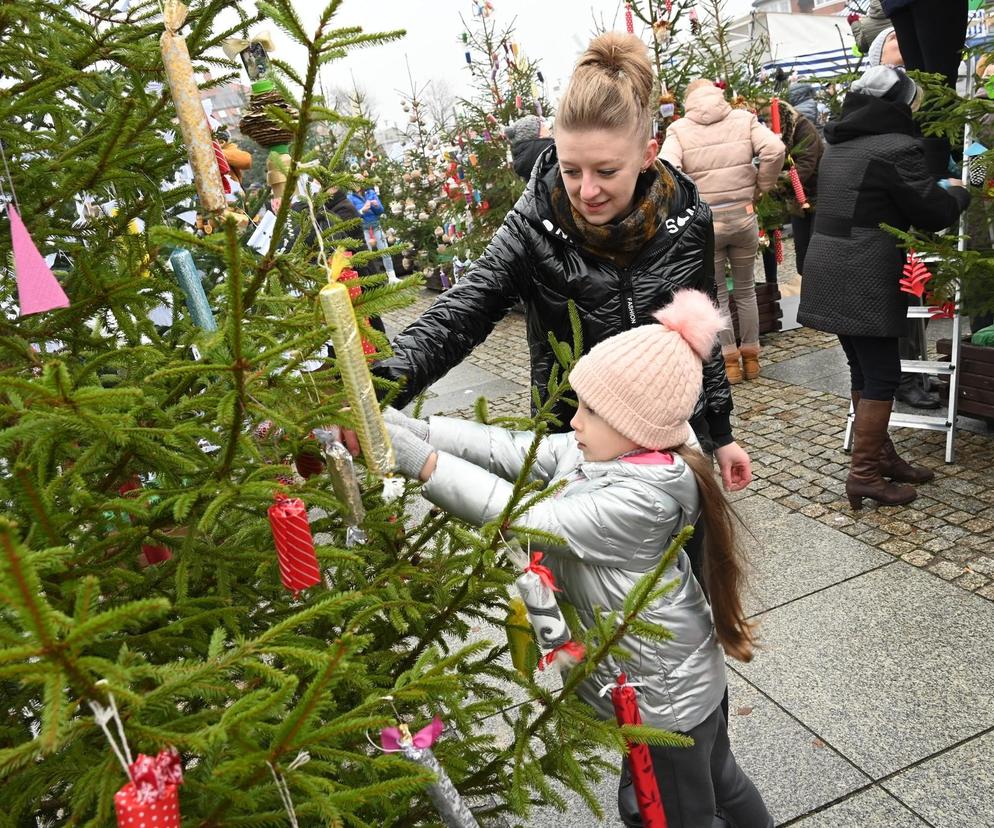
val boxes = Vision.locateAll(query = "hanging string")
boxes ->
[267,751,310,827]
[0,138,21,213]
[88,685,135,780]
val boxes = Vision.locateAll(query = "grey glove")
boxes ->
[382,406,430,441]
[386,421,435,479]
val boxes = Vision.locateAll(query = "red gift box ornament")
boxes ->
[269,495,321,595]
[89,690,184,828]
[609,674,668,828]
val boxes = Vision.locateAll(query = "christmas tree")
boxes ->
[1,2,689,825]
[446,2,552,261]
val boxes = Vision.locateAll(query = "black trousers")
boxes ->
[761,245,777,284]
[790,214,814,276]
[890,0,969,176]
[619,706,773,828]
[838,334,901,401]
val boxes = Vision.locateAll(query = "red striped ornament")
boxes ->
[611,674,668,827]
[788,166,809,209]
[269,495,321,595]
[772,228,783,264]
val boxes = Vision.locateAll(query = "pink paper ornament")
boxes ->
[8,205,69,315]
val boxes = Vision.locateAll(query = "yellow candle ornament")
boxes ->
[160,0,226,213]
[319,249,395,476]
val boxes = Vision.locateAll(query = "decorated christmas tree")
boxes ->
[0,2,689,825]
[379,68,463,289]
[446,1,552,261]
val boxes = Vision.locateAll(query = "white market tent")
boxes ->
[727,12,859,80]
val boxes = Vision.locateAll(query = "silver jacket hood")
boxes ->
[421,417,726,733]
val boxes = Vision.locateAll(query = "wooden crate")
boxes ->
[936,338,994,422]
[727,282,783,337]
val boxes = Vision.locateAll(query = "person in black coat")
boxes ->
[374,32,752,495]
[798,66,969,510]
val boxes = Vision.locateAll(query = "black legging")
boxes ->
[838,334,901,401]
[791,214,814,275]
[890,0,969,175]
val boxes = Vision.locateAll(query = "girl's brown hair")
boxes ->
[557,32,654,140]
[676,446,756,662]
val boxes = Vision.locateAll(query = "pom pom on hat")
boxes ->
[569,290,725,450]
[653,289,725,360]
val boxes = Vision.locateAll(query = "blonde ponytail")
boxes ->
[557,32,655,140]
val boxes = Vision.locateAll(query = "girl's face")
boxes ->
[555,127,658,225]
[570,399,640,462]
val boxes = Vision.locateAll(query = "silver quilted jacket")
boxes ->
[422,417,726,734]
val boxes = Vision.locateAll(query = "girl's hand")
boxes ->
[714,441,752,492]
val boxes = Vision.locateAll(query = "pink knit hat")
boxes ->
[569,290,725,450]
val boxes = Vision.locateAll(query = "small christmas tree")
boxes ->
[1,2,690,825]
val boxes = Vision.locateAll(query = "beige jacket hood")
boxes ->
[661,85,785,209]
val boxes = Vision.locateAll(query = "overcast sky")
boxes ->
[220,0,757,128]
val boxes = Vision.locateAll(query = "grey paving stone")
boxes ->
[736,563,994,778]
[791,787,929,827]
[732,496,891,615]
[725,672,869,824]
[883,730,994,828]
[762,345,848,386]
[413,378,528,417]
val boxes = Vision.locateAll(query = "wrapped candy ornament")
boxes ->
[168,247,216,331]
[381,717,480,828]
[506,597,539,676]
[269,495,321,595]
[608,674,668,828]
[160,1,226,213]
[504,539,585,672]
[788,166,809,210]
[772,228,783,264]
[314,428,369,547]
[319,250,395,476]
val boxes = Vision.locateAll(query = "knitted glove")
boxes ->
[386,421,435,479]
[382,406,430,441]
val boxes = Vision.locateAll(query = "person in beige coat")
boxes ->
[662,80,785,382]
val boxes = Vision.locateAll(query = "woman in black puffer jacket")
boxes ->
[375,33,752,494]
[799,66,969,510]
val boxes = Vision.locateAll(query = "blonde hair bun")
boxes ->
[558,32,654,138]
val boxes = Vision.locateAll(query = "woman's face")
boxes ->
[555,126,658,225]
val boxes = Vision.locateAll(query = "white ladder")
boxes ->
[843,296,964,463]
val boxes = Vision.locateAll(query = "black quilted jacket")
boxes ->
[799,94,969,338]
[375,144,734,445]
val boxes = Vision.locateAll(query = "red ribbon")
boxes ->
[538,639,586,671]
[525,551,559,592]
[129,748,183,804]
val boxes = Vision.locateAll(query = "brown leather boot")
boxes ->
[846,398,917,510]
[740,345,761,380]
[724,351,742,384]
[853,391,934,484]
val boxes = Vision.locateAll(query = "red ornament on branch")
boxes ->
[625,3,634,33]
[769,98,781,135]
[899,251,933,298]
[788,166,810,209]
[269,495,321,595]
[610,674,668,827]
[114,749,183,828]
[772,228,784,264]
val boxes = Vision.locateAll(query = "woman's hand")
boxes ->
[714,441,752,492]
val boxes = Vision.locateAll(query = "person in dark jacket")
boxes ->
[374,31,751,494]
[798,66,969,509]
[883,0,968,178]
[505,114,554,181]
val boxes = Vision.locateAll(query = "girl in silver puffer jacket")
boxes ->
[385,291,771,828]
